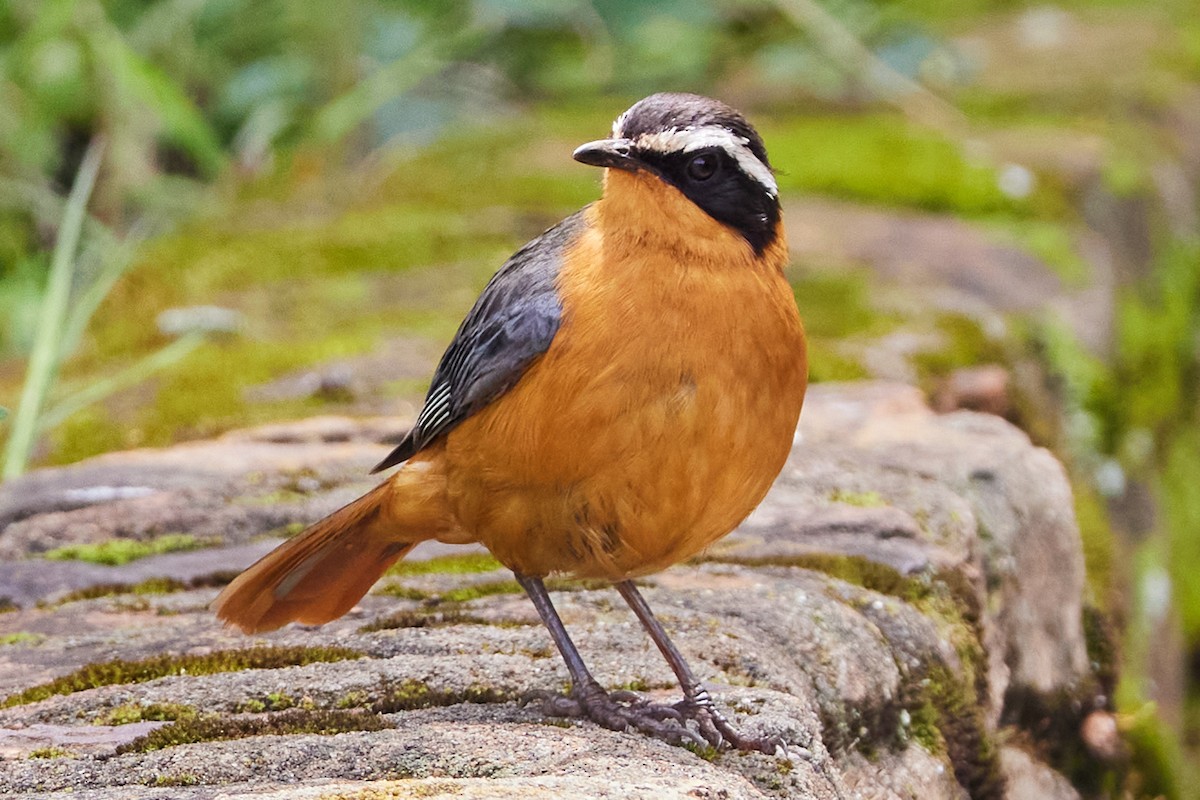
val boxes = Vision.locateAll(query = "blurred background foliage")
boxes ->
[0,0,1199,796]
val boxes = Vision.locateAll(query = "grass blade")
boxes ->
[38,332,205,433]
[2,139,105,479]
[57,220,149,360]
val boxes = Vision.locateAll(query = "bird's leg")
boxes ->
[515,573,707,748]
[615,580,784,755]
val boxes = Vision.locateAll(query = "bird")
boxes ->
[213,92,808,753]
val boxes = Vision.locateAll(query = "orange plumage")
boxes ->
[213,92,806,754]
[213,168,804,630]
[212,453,455,631]
[444,171,805,579]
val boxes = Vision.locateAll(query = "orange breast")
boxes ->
[443,172,807,579]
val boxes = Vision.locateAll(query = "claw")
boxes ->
[695,713,724,748]
[530,682,788,755]
[673,690,784,755]
[608,690,645,705]
[523,689,585,718]
[784,743,815,762]
[641,704,685,723]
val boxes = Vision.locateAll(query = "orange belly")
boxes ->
[442,196,807,580]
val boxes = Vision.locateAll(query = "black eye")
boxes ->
[686,153,718,181]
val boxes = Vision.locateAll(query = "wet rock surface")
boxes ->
[0,382,1093,798]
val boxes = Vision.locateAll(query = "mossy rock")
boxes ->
[2,645,364,708]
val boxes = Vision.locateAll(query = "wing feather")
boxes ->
[372,210,587,473]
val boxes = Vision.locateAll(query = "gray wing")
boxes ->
[372,210,587,473]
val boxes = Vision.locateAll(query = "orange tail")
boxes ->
[213,458,454,633]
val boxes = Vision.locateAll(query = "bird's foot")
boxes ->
[526,681,784,755]
[672,686,789,756]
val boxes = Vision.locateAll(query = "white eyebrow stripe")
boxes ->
[630,125,778,197]
[611,109,630,138]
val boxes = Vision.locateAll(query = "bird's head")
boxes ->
[574,93,780,257]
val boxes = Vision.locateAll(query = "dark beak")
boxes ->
[573,138,638,171]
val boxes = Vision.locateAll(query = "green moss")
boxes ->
[537,718,574,731]
[682,741,720,762]
[236,692,296,713]
[372,583,432,601]
[265,691,296,711]
[829,489,886,508]
[335,690,371,710]
[151,773,200,787]
[2,645,364,707]
[1121,704,1187,800]
[27,746,71,759]
[51,577,191,606]
[1102,148,1153,198]
[237,489,312,507]
[115,709,391,754]
[752,551,1000,793]
[1164,429,1200,641]
[910,312,1014,400]
[375,574,607,605]
[46,292,446,466]
[792,268,901,341]
[904,701,944,754]
[790,266,905,384]
[917,665,1005,800]
[1158,12,1200,77]
[369,678,516,714]
[366,125,596,216]
[1106,243,1200,443]
[698,553,922,601]
[0,632,43,647]
[1073,480,1120,609]
[44,407,129,465]
[90,212,502,361]
[807,348,870,383]
[96,702,197,726]
[864,559,998,792]
[374,578,520,604]
[383,553,503,577]
[546,577,615,593]
[129,575,193,594]
[762,114,1049,217]
[125,334,381,447]
[358,607,534,633]
[821,616,995,793]
[279,521,308,538]
[43,534,205,566]
[437,580,526,604]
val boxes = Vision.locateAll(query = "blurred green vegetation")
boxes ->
[766,115,1060,216]
[43,532,202,565]
[1,0,1199,796]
